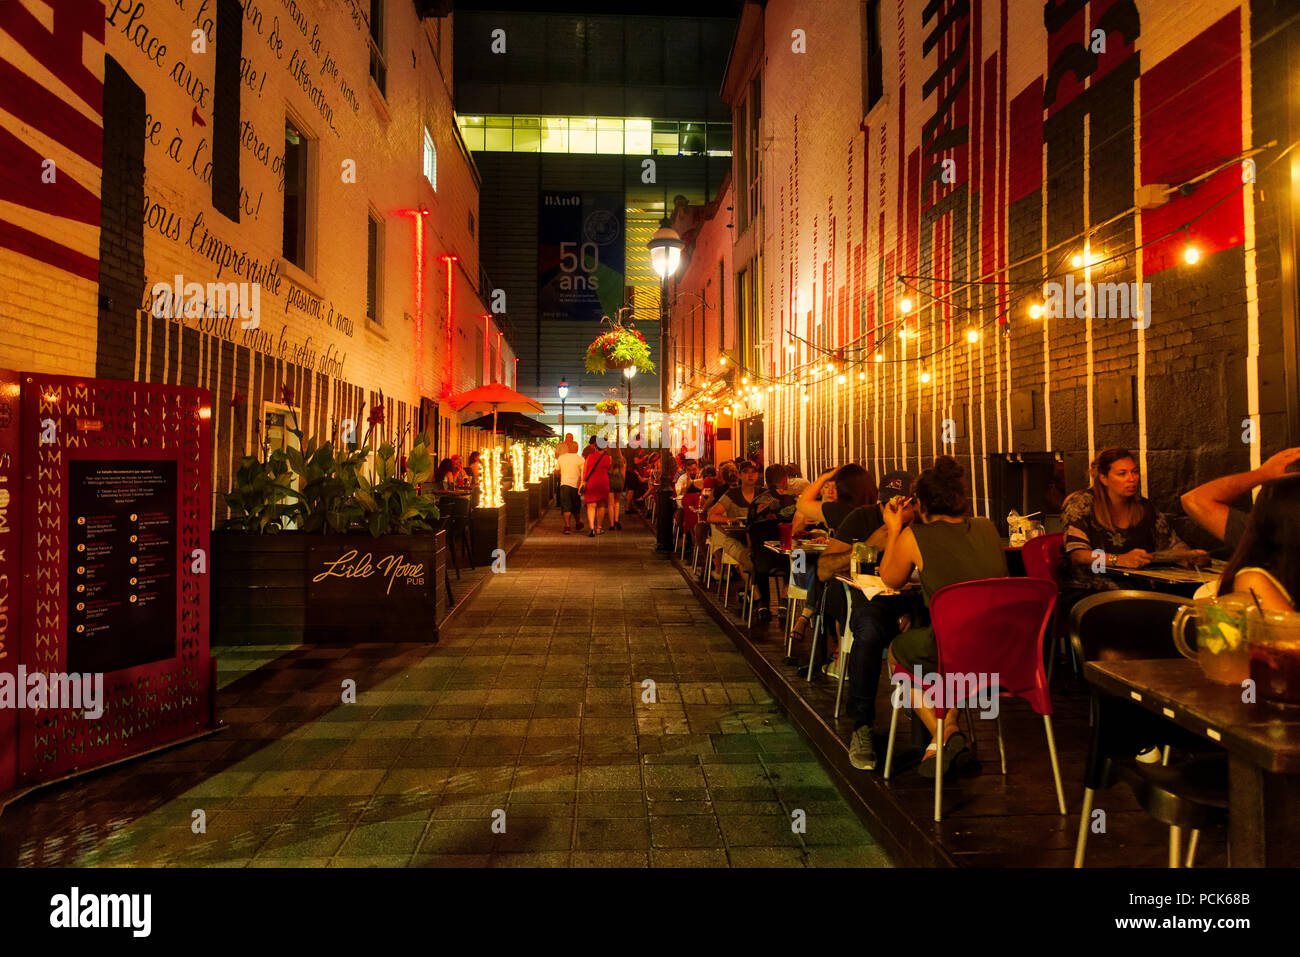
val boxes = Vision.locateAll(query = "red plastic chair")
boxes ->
[882,577,1067,822]
[1020,532,1070,680]
[1021,532,1064,582]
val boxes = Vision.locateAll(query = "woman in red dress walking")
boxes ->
[581,443,612,537]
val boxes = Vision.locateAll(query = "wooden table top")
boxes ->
[1105,560,1226,587]
[1084,657,1300,774]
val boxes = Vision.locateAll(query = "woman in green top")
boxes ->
[878,456,1008,778]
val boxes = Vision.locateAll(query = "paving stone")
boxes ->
[0,512,891,869]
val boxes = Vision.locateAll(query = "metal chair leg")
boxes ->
[1169,825,1183,868]
[833,644,848,719]
[1074,787,1095,868]
[996,712,1007,775]
[784,597,795,654]
[965,706,978,750]
[1043,715,1067,815]
[934,714,945,823]
[1187,829,1200,867]
[884,683,903,780]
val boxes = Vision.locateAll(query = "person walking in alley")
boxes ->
[557,441,585,534]
[582,438,613,536]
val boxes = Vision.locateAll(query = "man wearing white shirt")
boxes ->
[557,445,586,534]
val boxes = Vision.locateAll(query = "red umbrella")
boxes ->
[449,383,545,443]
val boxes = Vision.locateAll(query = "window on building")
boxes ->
[863,0,884,113]
[368,0,387,97]
[454,114,732,157]
[717,261,726,353]
[735,104,749,230]
[366,212,382,323]
[282,117,310,270]
[737,260,762,376]
[746,76,761,231]
[423,126,437,188]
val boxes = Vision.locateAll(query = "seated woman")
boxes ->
[1059,447,1205,608]
[879,456,1009,779]
[433,458,459,491]
[788,465,879,643]
[707,460,762,593]
[1216,474,1300,611]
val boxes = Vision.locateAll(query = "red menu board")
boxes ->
[8,371,213,785]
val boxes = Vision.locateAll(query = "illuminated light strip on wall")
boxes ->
[440,254,458,397]
[401,209,430,396]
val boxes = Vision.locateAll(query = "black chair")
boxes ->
[438,495,474,570]
[744,518,784,627]
[1070,589,1229,867]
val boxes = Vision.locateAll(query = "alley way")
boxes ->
[0,511,890,868]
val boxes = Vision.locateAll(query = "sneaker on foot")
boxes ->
[849,726,877,770]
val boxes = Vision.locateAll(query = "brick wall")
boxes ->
[0,0,499,522]
[746,0,1293,540]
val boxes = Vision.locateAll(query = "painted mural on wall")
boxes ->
[0,0,459,525]
[756,0,1276,528]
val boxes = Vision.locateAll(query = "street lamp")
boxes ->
[647,222,684,553]
[558,378,568,446]
[623,365,636,447]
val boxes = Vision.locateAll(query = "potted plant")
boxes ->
[213,392,448,644]
[585,312,656,375]
[595,399,622,416]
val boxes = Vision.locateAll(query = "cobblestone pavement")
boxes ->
[0,510,891,867]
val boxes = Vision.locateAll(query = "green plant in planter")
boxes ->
[222,449,298,533]
[285,437,368,534]
[353,431,441,536]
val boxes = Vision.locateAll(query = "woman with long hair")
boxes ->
[1059,447,1203,598]
[607,441,627,530]
[1217,474,1300,610]
[581,440,612,536]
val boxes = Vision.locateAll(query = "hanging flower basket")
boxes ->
[595,399,622,416]
[585,316,656,376]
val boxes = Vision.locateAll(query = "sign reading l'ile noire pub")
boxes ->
[304,537,444,642]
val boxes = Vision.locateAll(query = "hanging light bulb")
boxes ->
[1183,238,1201,265]
[900,297,913,314]
[858,370,866,381]
[874,353,884,363]
[786,342,796,354]
[920,371,931,384]
[965,328,980,344]
[1070,252,1084,269]
[1029,303,1044,319]
[837,373,846,385]
[801,391,810,403]
[720,355,728,366]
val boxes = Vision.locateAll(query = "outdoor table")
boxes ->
[1084,657,1300,867]
[1104,559,1226,596]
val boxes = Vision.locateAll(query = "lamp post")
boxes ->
[557,378,568,446]
[623,365,635,449]
[648,221,683,554]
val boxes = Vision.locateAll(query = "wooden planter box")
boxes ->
[525,482,544,518]
[213,529,447,645]
[470,504,507,566]
[505,489,529,535]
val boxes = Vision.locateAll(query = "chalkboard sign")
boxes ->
[67,460,178,673]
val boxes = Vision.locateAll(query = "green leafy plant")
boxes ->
[221,399,440,537]
[353,431,441,537]
[222,449,298,533]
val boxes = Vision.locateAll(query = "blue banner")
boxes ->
[538,191,625,323]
